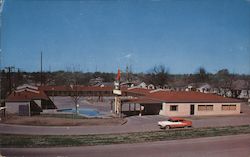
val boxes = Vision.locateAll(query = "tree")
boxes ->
[148,65,169,88]
[68,67,81,117]
[215,69,233,89]
[246,79,250,99]
[195,67,209,83]
[213,69,236,97]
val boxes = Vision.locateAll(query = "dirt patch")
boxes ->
[1,114,126,126]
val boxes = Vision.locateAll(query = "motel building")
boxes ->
[122,88,242,117]
[5,84,56,116]
[4,84,242,117]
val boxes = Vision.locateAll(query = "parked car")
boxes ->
[158,117,192,129]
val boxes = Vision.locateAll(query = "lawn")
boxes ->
[1,114,126,126]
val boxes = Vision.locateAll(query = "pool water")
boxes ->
[58,108,102,117]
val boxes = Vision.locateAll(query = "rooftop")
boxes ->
[147,91,242,103]
[6,90,49,102]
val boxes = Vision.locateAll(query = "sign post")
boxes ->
[113,69,122,117]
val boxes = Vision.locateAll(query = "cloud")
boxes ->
[125,54,132,59]
[239,46,244,51]
[0,0,5,13]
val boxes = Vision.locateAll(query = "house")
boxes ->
[89,77,104,86]
[196,83,212,93]
[120,81,136,88]
[5,84,56,116]
[137,82,147,89]
[147,84,155,89]
[95,82,114,87]
[238,90,250,99]
[185,85,196,91]
[122,89,242,117]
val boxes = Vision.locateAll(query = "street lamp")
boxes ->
[52,87,54,103]
[76,104,79,115]
[70,84,79,117]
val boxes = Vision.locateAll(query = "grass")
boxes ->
[1,125,250,148]
[2,114,125,126]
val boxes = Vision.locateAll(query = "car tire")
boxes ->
[165,126,170,130]
[160,126,165,129]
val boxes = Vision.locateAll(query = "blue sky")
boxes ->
[2,0,250,74]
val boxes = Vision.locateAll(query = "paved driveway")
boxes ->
[1,114,250,135]
[0,115,165,135]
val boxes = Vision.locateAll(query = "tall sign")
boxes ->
[113,68,122,95]
[113,68,122,116]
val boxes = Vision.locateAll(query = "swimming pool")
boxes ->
[57,108,102,117]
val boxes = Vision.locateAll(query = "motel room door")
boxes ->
[190,104,195,115]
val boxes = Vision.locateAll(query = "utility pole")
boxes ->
[5,66,15,95]
[126,64,132,83]
[40,51,43,86]
[126,65,129,82]
[0,0,5,102]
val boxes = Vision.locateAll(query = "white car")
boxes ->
[158,117,192,129]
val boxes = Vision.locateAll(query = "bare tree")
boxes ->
[195,67,209,83]
[214,69,236,97]
[148,65,169,88]
[68,66,81,117]
[216,69,233,88]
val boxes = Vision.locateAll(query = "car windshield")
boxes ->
[168,119,178,122]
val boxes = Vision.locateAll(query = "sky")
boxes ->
[1,0,250,74]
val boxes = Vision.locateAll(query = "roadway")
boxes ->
[1,134,250,157]
[1,114,250,135]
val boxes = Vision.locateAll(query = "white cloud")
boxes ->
[125,54,132,59]
[0,0,5,13]
[239,46,247,51]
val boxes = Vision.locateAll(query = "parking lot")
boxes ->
[127,102,250,129]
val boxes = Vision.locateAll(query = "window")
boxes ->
[198,105,213,111]
[222,104,236,111]
[170,105,178,111]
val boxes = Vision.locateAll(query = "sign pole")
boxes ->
[113,69,122,117]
